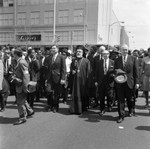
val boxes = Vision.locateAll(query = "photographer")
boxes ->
[12,48,34,125]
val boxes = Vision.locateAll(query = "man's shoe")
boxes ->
[27,111,35,117]
[129,113,133,117]
[53,108,58,113]
[13,119,26,125]
[145,104,149,108]
[98,110,105,116]
[47,108,51,112]
[93,104,99,108]
[133,109,136,116]
[0,108,5,112]
[117,117,124,123]
[108,107,112,112]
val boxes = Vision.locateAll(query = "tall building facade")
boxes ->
[0,0,122,49]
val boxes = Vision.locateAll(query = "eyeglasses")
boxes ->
[5,52,10,55]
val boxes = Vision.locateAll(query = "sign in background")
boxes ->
[16,35,41,42]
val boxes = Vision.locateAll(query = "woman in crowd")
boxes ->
[141,47,150,108]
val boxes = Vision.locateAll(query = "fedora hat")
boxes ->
[114,69,127,84]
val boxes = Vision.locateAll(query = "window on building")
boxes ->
[73,30,84,41]
[74,9,84,23]
[0,1,3,7]
[3,0,14,7]
[44,0,53,4]
[0,13,13,26]
[74,0,83,1]
[0,33,14,43]
[59,0,68,3]
[57,32,69,42]
[31,12,40,25]
[58,10,69,24]
[44,11,54,25]
[8,0,13,6]
[17,12,26,25]
[44,32,53,42]
[17,0,26,6]
[8,13,13,25]
[30,0,39,5]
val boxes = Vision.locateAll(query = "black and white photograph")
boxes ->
[0,0,150,149]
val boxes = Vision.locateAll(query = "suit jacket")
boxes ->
[14,58,30,93]
[114,55,139,89]
[44,54,66,84]
[95,58,114,87]
[29,59,40,81]
[93,54,102,80]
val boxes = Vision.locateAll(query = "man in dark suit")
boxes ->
[114,45,139,123]
[44,45,66,113]
[93,46,106,107]
[95,50,114,115]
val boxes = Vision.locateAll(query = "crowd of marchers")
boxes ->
[0,44,150,125]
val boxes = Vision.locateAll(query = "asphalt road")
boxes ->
[0,94,150,149]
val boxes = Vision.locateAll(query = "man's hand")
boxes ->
[95,82,98,87]
[60,80,65,85]
[45,80,47,86]
[135,84,139,89]
[72,70,76,74]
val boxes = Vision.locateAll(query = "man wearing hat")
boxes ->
[12,48,34,125]
[69,45,91,114]
[95,49,114,115]
[114,44,139,123]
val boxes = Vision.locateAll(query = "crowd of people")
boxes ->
[0,44,149,125]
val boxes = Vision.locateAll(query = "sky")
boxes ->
[113,0,150,50]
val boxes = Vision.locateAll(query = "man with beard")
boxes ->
[69,45,91,114]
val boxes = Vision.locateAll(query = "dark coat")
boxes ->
[114,55,139,89]
[29,59,40,81]
[44,54,66,84]
[95,58,114,87]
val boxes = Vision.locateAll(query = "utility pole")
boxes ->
[53,0,56,44]
[14,0,17,45]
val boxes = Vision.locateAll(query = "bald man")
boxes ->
[93,46,106,107]
[114,44,139,123]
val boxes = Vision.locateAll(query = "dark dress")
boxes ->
[69,57,91,114]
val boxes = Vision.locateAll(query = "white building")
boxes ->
[0,0,124,49]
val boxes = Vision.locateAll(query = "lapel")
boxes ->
[120,56,124,69]
[54,54,59,64]
[15,58,22,70]
[51,54,59,66]
[126,55,130,65]
[108,59,111,70]
[101,59,104,73]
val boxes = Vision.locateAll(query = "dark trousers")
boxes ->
[61,84,68,102]
[98,82,113,111]
[116,82,133,118]
[47,81,60,110]
[27,92,36,108]
[0,93,5,110]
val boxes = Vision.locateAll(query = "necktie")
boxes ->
[52,55,55,64]
[104,59,107,75]
[5,60,8,73]
[123,56,126,67]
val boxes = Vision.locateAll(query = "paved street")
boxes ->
[0,93,150,149]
